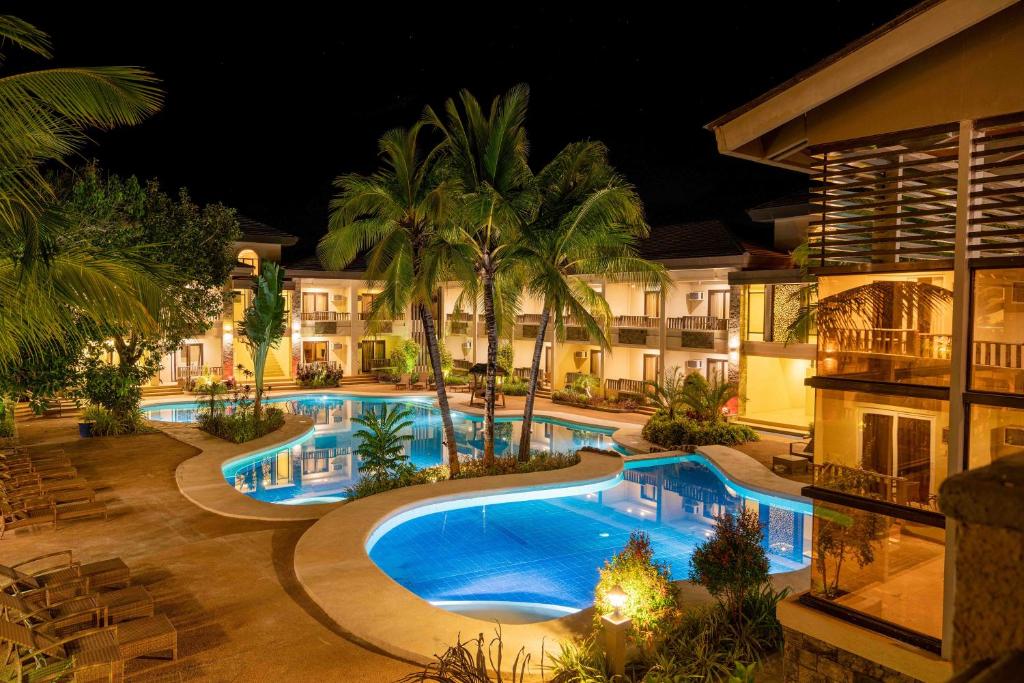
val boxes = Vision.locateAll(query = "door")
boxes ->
[360,340,386,373]
[589,350,602,377]
[708,290,728,321]
[643,354,660,384]
[860,410,933,503]
[706,358,728,385]
[303,292,328,314]
[644,290,661,318]
[544,345,553,384]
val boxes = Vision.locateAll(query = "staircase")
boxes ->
[142,385,185,398]
[536,386,552,399]
[14,398,79,419]
[341,374,376,386]
[635,404,657,416]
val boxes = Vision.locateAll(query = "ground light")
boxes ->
[603,584,630,677]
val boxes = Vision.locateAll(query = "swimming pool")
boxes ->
[143,394,629,504]
[367,455,811,622]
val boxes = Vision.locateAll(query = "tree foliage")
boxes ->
[239,262,287,421]
[353,404,414,484]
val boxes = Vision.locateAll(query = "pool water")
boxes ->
[143,394,627,504]
[368,456,810,621]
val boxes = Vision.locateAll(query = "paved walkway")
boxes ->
[6,417,418,682]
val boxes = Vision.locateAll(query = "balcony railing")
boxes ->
[176,365,223,380]
[359,311,405,321]
[298,360,339,372]
[826,328,952,360]
[606,377,647,395]
[667,316,727,331]
[974,340,1024,369]
[811,462,931,508]
[302,311,350,322]
[613,315,658,329]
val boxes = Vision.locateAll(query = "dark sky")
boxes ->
[9,3,918,259]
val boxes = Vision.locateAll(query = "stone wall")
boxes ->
[782,627,921,683]
[939,452,1024,672]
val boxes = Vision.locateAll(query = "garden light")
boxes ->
[607,584,627,619]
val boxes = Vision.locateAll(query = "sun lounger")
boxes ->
[394,373,412,390]
[1,585,154,634]
[0,502,56,538]
[54,500,108,527]
[412,372,429,390]
[1,552,130,595]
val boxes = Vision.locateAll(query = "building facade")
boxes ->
[708,0,1024,679]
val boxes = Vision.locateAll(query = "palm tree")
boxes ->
[511,141,667,460]
[353,404,415,484]
[646,366,689,420]
[0,16,163,368]
[678,373,737,422]
[318,123,465,476]
[425,85,537,466]
[239,262,287,422]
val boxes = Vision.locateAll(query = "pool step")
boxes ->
[141,385,185,398]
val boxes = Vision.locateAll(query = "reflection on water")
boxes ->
[144,396,625,504]
[369,458,811,613]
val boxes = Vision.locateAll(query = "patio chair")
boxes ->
[2,585,154,635]
[1,482,95,506]
[0,622,118,683]
[394,373,412,390]
[0,503,56,539]
[0,452,71,468]
[1,552,130,596]
[412,372,429,390]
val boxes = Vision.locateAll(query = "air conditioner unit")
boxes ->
[333,294,347,304]
[687,292,705,301]
[573,351,588,360]
[685,359,704,370]
[994,426,1024,459]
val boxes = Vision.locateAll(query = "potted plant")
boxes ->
[78,416,95,438]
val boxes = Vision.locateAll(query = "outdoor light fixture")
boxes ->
[603,584,630,677]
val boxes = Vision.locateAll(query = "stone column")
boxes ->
[728,284,742,386]
[291,285,302,377]
[939,453,1024,672]
[222,299,234,380]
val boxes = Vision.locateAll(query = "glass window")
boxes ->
[303,292,328,312]
[967,404,1024,469]
[972,268,1024,394]
[746,285,765,341]
[814,389,948,510]
[809,500,945,641]
[817,272,953,387]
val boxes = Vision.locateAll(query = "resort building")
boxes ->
[707,0,1024,679]
[170,217,799,408]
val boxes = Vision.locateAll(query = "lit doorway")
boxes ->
[360,340,386,373]
[643,354,659,384]
[859,410,934,503]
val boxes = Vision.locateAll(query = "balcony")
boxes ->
[449,312,472,335]
[302,311,350,323]
[664,316,727,352]
[613,315,658,329]
[667,316,727,331]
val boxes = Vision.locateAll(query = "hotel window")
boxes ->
[746,285,766,341]
[706,358,728,385]
[644,289,660,318]
[303,292,328,312]
[640,484,657,502]
[182,343,203,369]
[237,249,259,275]
[971,267,1024,394]
[303,341,328,364]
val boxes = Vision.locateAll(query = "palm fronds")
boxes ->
[353,404,414,483]
[239,262,287,420]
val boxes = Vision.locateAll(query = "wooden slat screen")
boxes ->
[969,113,1024,257]
[807,124,960,268]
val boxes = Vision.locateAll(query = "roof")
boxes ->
[746,193,816,223]
[636,219,789,263]
[705,0,944,130]
[236,215,299,246]
[283,251,367,274]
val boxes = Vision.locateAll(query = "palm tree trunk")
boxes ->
[419,302,460,477]
[253,345,266,422]
[517,305,549,462]
[482,265,497,467]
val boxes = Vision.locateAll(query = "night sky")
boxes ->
[9,3,918,259]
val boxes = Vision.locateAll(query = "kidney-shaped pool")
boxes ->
[366,455,811,623]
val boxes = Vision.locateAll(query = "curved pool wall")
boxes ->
[143,394,629,505]
[367,454,811,621]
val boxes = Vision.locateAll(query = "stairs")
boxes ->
[536,386,552,399]
[142,385,184,398]
[14,398,79,420]
[341,374,375,386]
[635,405,657,416]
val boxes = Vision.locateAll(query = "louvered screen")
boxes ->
[807,124,961,268]
[969,113,1024,258]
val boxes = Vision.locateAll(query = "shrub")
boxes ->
[77,353,148,426]
[689,509,770,619]
[642,411,758,448]
[502,375,528,396]
[296,364,343,388]
[594,531,677,645]
[497,341,515,375]
[81,404,147,436]
[389,339,420,375]
[199,407,285,443]
[0,401,15,438]
[353,404,414,483]
[446,373,468,386]
[438,345,454,378]
[397,628,529,683]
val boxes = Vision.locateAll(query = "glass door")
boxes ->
[708,290,728,320]
[643,354,659,383]
[860,410,933,503]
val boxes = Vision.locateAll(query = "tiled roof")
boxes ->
[283,251,367,273]
[237,215,299,246]
[746,193,816,222]
[637,220,746,261]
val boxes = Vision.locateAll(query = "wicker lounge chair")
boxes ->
[0,502,56,539]
[411,372,429,390]
[1,552,130,596]
[0,621,118,682]
[1,585,154,635]
[394,373,412,390]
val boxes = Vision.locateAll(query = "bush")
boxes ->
[502,376,528,396]
[690,510,770,619]
[446,373,468,386]
[81,404,147,436]
[296,364,343,388]
[594,531,677,646]
[0,401,15,438]
[389,339,420,375]
[77,353,148,426]
[642,411,758,448]
[497,341,515,375]
[199,407,285,443]
[353,404,414,483]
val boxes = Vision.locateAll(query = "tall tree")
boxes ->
[0,16,163,368]
[239,262,287,422]
[62,166,241,380]
[318,124,464,475]
[425,85,537,466]
[511,141,666,460]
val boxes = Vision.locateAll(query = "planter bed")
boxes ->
[551,397,635,414]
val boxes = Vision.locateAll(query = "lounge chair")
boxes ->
[1,552,130,596]
[412,372,429,390]
[1,614,177,680]
[0,502,56,539]
[1,482,95,505]
[1,585,154,634]
[394,373,412,390]
[0,462,77,479]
